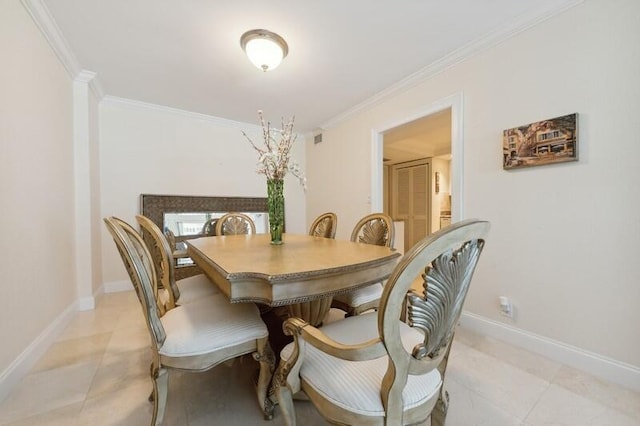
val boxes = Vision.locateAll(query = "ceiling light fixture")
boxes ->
[240,29,288,72]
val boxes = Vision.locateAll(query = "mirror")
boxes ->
[140,194,269,278]
[164,212,269,237]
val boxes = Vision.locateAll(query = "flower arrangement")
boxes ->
[242,110,304,244]
[242,110,306,189]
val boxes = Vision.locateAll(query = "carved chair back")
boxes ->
[215,212,257,235]
[136,214,181,309]
[350,213,395,248]
[378,219,489,422]
[277,219,489,425]
[308,212,337,239]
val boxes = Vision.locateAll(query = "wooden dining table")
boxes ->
[186,233,401,326]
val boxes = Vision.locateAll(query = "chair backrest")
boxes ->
[350,213,395,248]
[201,218,218,236]
[164,228,177,250]
[136,214,180,308]
[103,217,166,353]
[377,218,489,422]
[215,212,256,235]
[308,212,337,239]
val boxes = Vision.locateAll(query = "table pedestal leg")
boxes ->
[287,297,333,327]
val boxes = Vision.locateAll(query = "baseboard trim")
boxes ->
[103,280,132,293]
[0,300,78,403]
[459,311,640,393]
[77,295,95,311]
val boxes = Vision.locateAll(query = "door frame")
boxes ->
[370,91,464,222]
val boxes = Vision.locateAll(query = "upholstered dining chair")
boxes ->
[332,213,395,316]
[274,219,489,426]
[308,212,337,239]
[136,215,218,309]
[104,217,275,425]
[215,212,257,235]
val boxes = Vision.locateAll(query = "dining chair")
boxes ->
[104,217,275,425]
[136,215,219,309]
[308,212,337,239]
[200,217,218,236]
[331,213,395,316]
[215,212,257,235]
[274,219,489,426]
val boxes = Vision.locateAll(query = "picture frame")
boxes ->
[503,113,578,170]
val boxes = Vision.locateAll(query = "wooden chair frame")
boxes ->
[274,219,489,425]
[215,212,257,235]
[136,215,181,310]
[332,213,395,316]
[137,214,220,309]
[104,217,275,424]
[308,212,337,239]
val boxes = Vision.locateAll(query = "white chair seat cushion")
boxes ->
[160,294,267,357]
[176,273,219,304]
[158,274,218,307]
[333,282,383,307]
[280,313,441,417]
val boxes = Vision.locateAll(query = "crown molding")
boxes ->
[75,70,105,100]
[21,0,81,78]
[21,0,106,100]
[320,0,584,130]
[101,96,260,131]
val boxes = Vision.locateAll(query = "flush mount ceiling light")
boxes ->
[240,29,288,72]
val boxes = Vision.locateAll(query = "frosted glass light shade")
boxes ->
[240,29,288,72]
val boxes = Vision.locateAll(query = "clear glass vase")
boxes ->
[267,179,285,245]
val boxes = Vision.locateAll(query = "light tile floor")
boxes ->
[1,291,639,425]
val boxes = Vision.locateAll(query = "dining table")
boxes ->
[185,233,401,326]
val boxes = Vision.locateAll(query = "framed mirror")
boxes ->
[140,194,269,278]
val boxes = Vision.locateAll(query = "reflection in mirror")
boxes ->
[163,212,269,267]
[164,212,269,237]
[140,194,270,279]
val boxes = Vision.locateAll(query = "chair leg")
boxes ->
[275,381,296,426]
[430,388,449,426]
[431,339,454,426]
[151,367,168,426]
[253,337,276,420]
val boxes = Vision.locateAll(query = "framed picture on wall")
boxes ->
[503,113,578,170]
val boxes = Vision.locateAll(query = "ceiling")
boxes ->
[41,0,578,133]
[383,108,452,165]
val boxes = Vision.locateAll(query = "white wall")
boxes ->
[306,0,640,376]
[88,88,102,296]
[73,73,102,308]
[0,0,76,384]
[99,99,307,285]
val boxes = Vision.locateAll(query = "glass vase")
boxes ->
[267,178,285,245]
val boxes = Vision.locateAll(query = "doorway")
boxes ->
[370,92,464,252]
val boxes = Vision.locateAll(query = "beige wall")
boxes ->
[431,157,450,232]
[306,0,640,369]
[99,100,307,286]
[0,1,76,374]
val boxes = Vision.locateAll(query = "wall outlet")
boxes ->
[499,296,513,318]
